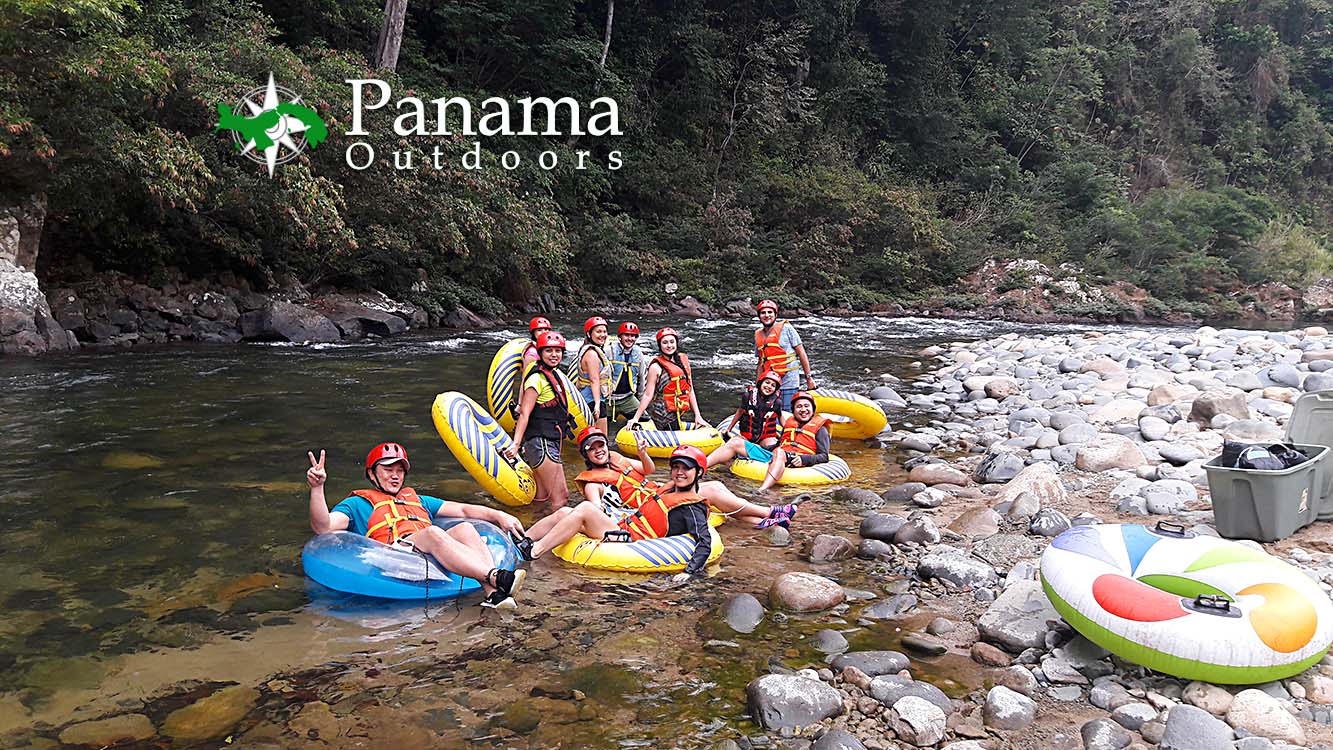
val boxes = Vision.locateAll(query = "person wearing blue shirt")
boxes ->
[753,299,816,411]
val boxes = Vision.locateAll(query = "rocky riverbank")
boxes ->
[731,324,1333,749]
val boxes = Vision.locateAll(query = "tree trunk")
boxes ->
[373,0,408,71]
[599,0,615,69]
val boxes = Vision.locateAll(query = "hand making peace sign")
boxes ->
[306,449,327,488]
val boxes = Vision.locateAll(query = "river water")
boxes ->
[0,314,1168,748]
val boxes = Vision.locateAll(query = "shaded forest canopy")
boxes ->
[2,0,1331,316]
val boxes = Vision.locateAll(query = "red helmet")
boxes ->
[791,391,816,410]
[618,321,640,336]
[536,330,567,351]
[576,425,609,453]
[655,327,678,346]
[529,316,552,333]
[757,369,782,386]
[756,299,779,313]
[584,316,609,335]
[365,442,411,472]
[669,445,707,476]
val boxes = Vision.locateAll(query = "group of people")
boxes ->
[305,300,830,609]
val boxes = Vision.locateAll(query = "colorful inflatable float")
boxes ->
[551,521,724,573]
[1040,522,1333,683]
[432,391,536,506]
[485,338,594,437]
[614,421,724,458]
[730,454,851,486]
[812,388,888,440]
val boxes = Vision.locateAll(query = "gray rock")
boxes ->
[869,675,952,714]
[882,483,927,503]
[1189,389,1251,424]
[1143,479,1198,514]
[1261,364,1302,388]
[1090,683,1136,711]
[1159,704,1234,750]
[859,513,905,542]
[747,674,844,730]
[1048,685,1083,702]
[1060,358,1084,373]
[1304,371,1333,392]
[1222,419,1285,444]
[1028,508,1071,537]
[770,572,845,612]
[889,695,946,747]
[975,451,1025,483]
[869,386,906,407]
[1006,491,1042,523]
[811,629,849,654]
[1139,415,1171,441]
[829,651,909,677]
[1158,443,1203,466]
[1110,702,1157,731]
[238,301,341,343]
[893,516,941,546]
[857,538,894,560]
[862,594,917,619]
[720,593,765,634]
[917,547,999,589]
[832,487,885,510]
[1142,404,1183,424]
[911,488,947,508]
[1059,423,1100,445]
[811,729,865,750]
[983,685,1037,730]
[1080,718,1132,750]
[1226,689,1306,745]
[809,534,855,562]
[1051,444,1080,464]
[977,579,1059,652]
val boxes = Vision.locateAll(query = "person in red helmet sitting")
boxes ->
[305,443,527,608]
[521,316,552,374]
[706,369,784,468]
[504,330,573,509]
[570,316,611,433]
[513,442,717,581]
[757,391,830,491]
[754,299,815,412]
[625,327,708,431]
[605,321,645,425]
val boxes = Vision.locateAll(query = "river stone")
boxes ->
[917,547,999,589]
[857,538,894,560]
[162,685,259,742]
[808,534,855,562]
[971,641,1012,667]
[1226,689,1305,745]
[1149,382,1197,406]
[1059,423,1099,444]
[1262,364,1303,388]
[832,487,885,510]
[1139,415,1171,441]
[1091,398,1149,425]
[870,386,907,405]
[1080,717,1132,750]
[947,507,1000,539]
[811,629,849,654]
[770,573,845,612]
[720,593,765,634]
[1160,704,1234,749]
[1006,491,1041,523]
[1110,702,1157,732]
[984,379,1021,399]
[830,651,909,677]
[747,674,843,730]
[869,675,952,714]
[238,301,340,343]
[1142,480,1197,514]
[58,714,156,746]
[860,513,906,542]
[1158,443,1203,466]
[1189,388,1251,425]
[911,488,947,508]
[894,515,941,546]
[883,483,927,503]
[983,685,1036,731]
[994,462,1068,508]
[889,695,946,747]
[811,729,865,750]
[1222,419,1285,444]
[978,579,1058,652]
[1028,508,1071,536]
[900,633,948,656]
[1142,403,1183,423]
[1182,681,1232,716]
[862,594,917,618]
[1305,371,1333,392]
[766,525,791,546]
[1051,444,1080,464]
[908,463,969,486]
[974,451,1025,483]
[1076,433,1147,472]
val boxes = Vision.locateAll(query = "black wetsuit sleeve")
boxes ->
[668,503,713,576]
[799,427,831,467]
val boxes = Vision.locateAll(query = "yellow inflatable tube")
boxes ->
[551,524,723,573]
[432,392,536,507]
[615,422,724,458]
[813,389,888,440]
[730,454,851,486]
[486,338,594,439]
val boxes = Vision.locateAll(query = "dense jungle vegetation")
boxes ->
[2,0,1331,315]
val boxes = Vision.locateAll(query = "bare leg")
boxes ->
[406,526,501,595]
[445,522,492,559]
[530,503,621,558]
[705,436,749,468]
[757,448,788,491]
[698,480,770,524]
[535,457,569,510]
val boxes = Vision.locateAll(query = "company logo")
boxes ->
[215,74,327,177]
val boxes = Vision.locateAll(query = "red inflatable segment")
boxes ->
[1092,574,1190,623]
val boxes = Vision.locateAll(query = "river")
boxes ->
[0,313,1174,749]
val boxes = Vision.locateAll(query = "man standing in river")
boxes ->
[754,299,816,411]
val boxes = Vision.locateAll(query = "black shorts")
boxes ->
[521,435,562,467]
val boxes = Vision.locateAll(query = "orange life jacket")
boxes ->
[780,414,829,455]
[653,353,693,413]
[575,453,663,509]
[755,320,797,375]
[617,489,708,541]
[354,487,433,544]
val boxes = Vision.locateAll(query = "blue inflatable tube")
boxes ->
[301,517,520,600]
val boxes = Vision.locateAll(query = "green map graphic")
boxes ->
[215,102,327,153]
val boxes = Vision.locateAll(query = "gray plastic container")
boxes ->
[1204,390,1333,541]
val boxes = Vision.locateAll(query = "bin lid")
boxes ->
[1287,390,1333,448]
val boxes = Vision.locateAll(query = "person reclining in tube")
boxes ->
[305,442,528,609]
[512,427,797,570]
[624,327,709,431]
[570,316,611,434]
[508,443,715,581]
[755,391,830,492]
[705,369,784,468]
[604,321,646,426]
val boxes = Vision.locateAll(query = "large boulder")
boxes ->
[316,296,410,338]
[238,301,341,343]
[0,197,77,355]
[1188,388,1251,425]
[1076,433,1147,472]
[769,572,845,612]
[747,675,843,730]
[977,579,1059,652]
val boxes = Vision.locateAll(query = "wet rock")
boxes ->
[1080,717,1132,750]
[893,516,941,546]
[900,633,947,656]
[1028,508,1071,537]
[720,593,765,634]
[1182,681,1232,716]
[58,714,156,746]
[859,513,905,542]
[747,675,843,730]
[970,642,1011,667]
[926,617,954,635]
[1189,388,1251,425]
[808,534,855,562]
[974,451,1025,483]
[882,483,927,503]
[917,546,999,589]
[162,685,258,742]
[830,651,909,677]
[237,301,340,343]
[889,696,946,747]
[832,487,885,510]
[862,594,916,619]
[1226,689,1305,745]
[287,701,339,742]
[983,685,1036,731]
[811,629,848,654]
[869,675,952,714]
[766,525,791,546]
[1076,433,1147,472]
[811,729,865,750]
[770,573,844,612]
[857,538,894,560]
[1160,704,1234,749]
[978,579,1059,652]
[908,463,969,486]
[1110,703,1157,732]
[319,299,409,338]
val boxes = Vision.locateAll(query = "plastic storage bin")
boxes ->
[1204,390,1333,541]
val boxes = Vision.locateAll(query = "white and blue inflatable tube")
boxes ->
[302,517,519,600]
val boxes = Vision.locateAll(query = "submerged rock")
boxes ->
[161,686,258,742]
[769,572,844,612]
[719,593,765,634]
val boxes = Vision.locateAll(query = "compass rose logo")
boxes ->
[214,74,328,177]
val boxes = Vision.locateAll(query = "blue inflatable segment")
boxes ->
[301,517,519,600]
